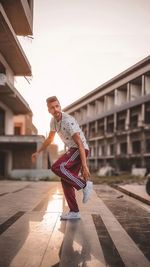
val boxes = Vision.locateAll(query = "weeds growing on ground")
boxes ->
[91,174,147,185]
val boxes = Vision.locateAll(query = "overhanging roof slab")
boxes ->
[0,0,33,35]
[0,4,31,76]
[0,81,32,114]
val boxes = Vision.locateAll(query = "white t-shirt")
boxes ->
[50,112,89,150]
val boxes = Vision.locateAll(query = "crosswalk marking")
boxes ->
[0,182,149,267]
[40,218,66,267]
[59,214,106,267]
[96,193,150,267]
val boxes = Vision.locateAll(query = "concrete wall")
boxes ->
[0,101,14,134]
[106,94,114,110]
[116,89,127,106]
[12,145,35,169]
[130,84,141,101]
[80,107,87,122]
[96,99,104,114]
[13,115,25,134]
[9,169,55,180]
[87,103,95,118]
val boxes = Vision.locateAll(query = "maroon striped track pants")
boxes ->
[51,147,88,212]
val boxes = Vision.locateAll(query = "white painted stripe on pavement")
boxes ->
[96,192,150,267]
[59,214,106,267]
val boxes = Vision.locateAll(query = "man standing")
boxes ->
[31,96,93,220]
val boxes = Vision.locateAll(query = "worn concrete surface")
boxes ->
[0,181,149,267]
[117,184,150,205]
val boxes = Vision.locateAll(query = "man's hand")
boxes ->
[81,165,90,181]
[31,152,40,163]
[31,132,55,163]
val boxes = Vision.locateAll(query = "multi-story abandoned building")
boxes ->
[0,1,53,179]
[64,56,150,172]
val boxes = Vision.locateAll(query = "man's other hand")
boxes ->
[81,165,90,181]
[31,152,40,163]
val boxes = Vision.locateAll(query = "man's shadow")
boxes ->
[52,219,91,267]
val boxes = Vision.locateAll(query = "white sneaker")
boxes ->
[60,212,81,220]
[83,181,93,203]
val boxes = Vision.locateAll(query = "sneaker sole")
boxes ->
[60,217,81,220]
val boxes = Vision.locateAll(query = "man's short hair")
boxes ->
[46,96,59,103]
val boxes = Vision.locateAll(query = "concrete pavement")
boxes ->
[0,180,149,267]
[115,184,150,205]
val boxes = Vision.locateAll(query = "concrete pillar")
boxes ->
[127,134,132,155]
[95,120,98,134]
[104,95,107,111]
[36,142,43,169]
[114,89,118,105]
[113,127,119,170]
[87,122,89,137]
[127,83,130,102]
[145,75,150,94]
[140,104,145,126]
[95,140,98,170]
[7,151,12,174]
[103,138,107,165]
[126,109,130,130]
[116,139,120,155]
[142,75,145,96]
[114,113,117,132]
[140,102,146,167]
[141,130,145,167]
[104,117,107,133]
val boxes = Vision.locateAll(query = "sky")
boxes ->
[16,0,150,149]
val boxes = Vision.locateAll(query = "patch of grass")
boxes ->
[40,173,147,185]
[91,173,147,185]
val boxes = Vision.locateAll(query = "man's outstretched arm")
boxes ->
[31,131,55,162]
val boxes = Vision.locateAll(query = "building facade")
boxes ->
[64,56,150,172]
[0,1,52,179]
[13,113,38,135]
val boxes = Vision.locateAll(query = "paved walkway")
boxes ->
[0,181,149,267]
[117,184,150,205]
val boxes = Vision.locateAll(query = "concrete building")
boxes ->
[0,1,52,179]
[64,56,150,173]
[13,113,38,135]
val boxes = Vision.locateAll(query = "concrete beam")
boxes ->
[0,4,31,76]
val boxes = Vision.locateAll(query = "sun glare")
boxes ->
[54,134,64,151]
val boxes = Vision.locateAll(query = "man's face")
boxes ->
[47,100,62,120]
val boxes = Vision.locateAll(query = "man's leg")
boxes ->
[61,153,84,212]
[51,148,87,213]
[51,148,87,190]
[61,181,79,212]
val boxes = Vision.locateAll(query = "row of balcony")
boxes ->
[73,74,150,124]
[89,138,150,158]
[81,102,150,139]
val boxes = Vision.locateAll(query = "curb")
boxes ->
[112,185,150,206]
